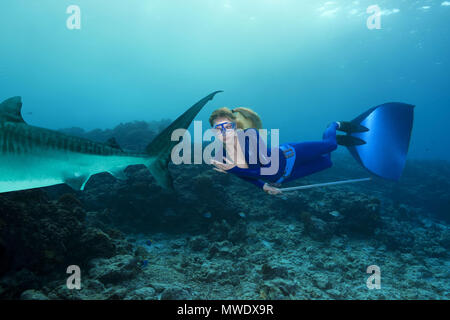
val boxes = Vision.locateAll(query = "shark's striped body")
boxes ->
[0,91,221,193]
[0,120,149,192]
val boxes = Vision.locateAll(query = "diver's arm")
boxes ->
[236,176,282,194]
[227,165,261,178]
[212,160,266,189]
[230,167,281,194]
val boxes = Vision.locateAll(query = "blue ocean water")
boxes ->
[1,0,449,159]
[0,1,449,301]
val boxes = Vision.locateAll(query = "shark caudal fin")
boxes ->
[146,91,223,190]
[339,102,414,181]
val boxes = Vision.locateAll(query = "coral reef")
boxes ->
[0,122,448,300]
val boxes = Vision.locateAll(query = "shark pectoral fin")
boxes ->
[148,158,174,190]
[65,175,91,191]
[108,167,127,180]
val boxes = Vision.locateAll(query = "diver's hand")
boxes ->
[212,167,228,174]
[263,183,282,195]
[210,159,235,171]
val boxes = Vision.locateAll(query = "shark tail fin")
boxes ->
[145,91,223,190]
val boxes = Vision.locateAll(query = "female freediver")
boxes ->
[209,103,414,195]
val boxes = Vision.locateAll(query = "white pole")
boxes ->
[279,177,372,192]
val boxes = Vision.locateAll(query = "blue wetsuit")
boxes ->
[223,122,339,189]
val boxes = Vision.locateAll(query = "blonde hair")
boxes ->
[209,107,262,129]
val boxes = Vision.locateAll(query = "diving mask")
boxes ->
[214,121,236,135]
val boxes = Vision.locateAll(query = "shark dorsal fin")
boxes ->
[106,137,122,151]
[0,96,25,123]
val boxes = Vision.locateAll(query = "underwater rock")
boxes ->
[57,193,84,213]
[338,196,381,236]
[78,228,116,260]
[311,273,331,290]
[302,215,333,241]
[189,236,209,252]
[104,287,130,300]
[88,255,140,284]
[20,289,49,300]
[0,189,91,276]
[0,269,40,299]
[326,288,343,299]
[228,220,248,243]
[81,165,195,234]
[423,245,447,258]
[0,134,449,300]
[0,187,123,298]
[271,195,308,217]
[259,279,297,300]
[134,246,149,258]
[297,190,382,238]
[45,279,111,300]
[207,220,232,242]
[208,242,230,259]
[439,231,450,250]
[195,262,225,283]
[45,279,106,300]
[170,238,186,249]
[125,287,157,300]
[375,219,417,252]
[384,160,450,223]
[160,286,191,300]
[59,120,163,155]
[397,204,411,220]
[261,263,289,280]
[183,170,238,222]
[83,279,106,292]
[192,174,217,198]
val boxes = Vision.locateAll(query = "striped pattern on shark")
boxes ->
[0,91,222,193]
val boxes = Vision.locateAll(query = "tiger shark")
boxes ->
[0,91,222,193]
